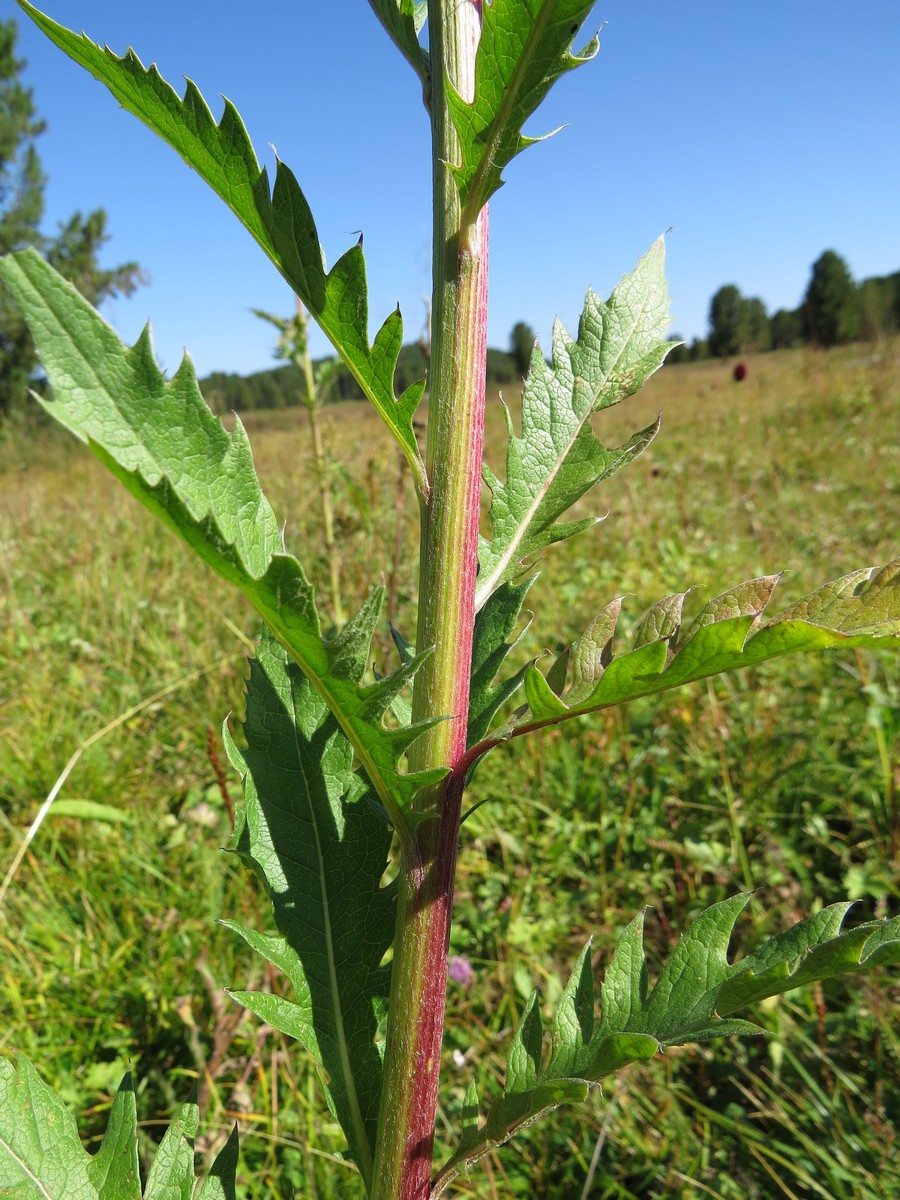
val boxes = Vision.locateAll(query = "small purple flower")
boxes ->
[449,955,475,989]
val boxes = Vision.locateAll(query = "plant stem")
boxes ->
[370,4,487,1198]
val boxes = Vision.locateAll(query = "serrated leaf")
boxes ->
[143,1097,198,1200]
[468,579,535,747]
[546,941,595,1078]
[15,1,428,492]
[598,897,900,1048]
[0,1055,96,1199]
[446,0,599,217]
[680,574,780,642]
[718,910,900,1015]
[592,899,900,1055]
[222,924,319,1056]
[772,558,900,635]
[367,0,429,86]
[637,894,751,1042]
[544,644,571,698]
[511,562,900,730]
[223,631,393,1187]
[506,992,544,1093]
[87,1074,140,1200]
[566,597,621,705]
[196,1128,239,1200]
[436,896,900,1195]
[0,1058,239,1200]
[476,240,671,611]
[631,591,687,649]
[595,912,649,1038]
[459,1081,481,1154]
[0,250,443,844]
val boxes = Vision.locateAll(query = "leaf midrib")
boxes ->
[461,0,560,219]
[0,1130,61,1200]
[291,714,375,1187]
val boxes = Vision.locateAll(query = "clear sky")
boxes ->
[10,0,900,378]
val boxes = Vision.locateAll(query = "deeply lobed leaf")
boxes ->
[467,579,535,747]
[514,561,900,732]
[0,1058,237,1199]
[0,250,443,845]
[475,239,671,611]
[224,632,394,1187]
[15,0,429,493]
[434,897,900,1195]
[446,0,599,217]
[0,1055,95,1199]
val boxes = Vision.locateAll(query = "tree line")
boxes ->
[199,340,527,415]
[669,250,900,363]
[3,11,895,421]
[0,16,535,423]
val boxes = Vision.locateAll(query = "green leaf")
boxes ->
[435,897,900,1195]
[718,908,900,1015]
[458,1081,481,1155]
[432,942,655,1197]
[144,1092,237,1200]
[467,579,534,747]
[631,591,687,649]
[514,561,900,730]
[222,631,394,1188]
[87,1074,141,1200]
[367,0,429,86]
[593,897,900,1049]
[566,597,621,705]
[505,992,544,1093]
[476,240,670,611]
[0,1055,96,1199]
[143,1097,198,1200]
[196,1128,239,1200]
[546,940,596,1078]
[15,1,428,493]
[446,0,599,218]
[0,250,443,848]
[636,895,752,1042]
[0,1060,237,1200]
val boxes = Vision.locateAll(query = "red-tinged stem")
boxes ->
[370,4,487,1198]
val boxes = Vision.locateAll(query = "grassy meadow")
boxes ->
[1,342,898,1198]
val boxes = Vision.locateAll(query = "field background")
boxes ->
[1,344,898,1198]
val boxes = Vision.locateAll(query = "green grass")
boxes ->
[1,342,898,1198]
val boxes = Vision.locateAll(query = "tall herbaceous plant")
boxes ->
[1,3,898,1199]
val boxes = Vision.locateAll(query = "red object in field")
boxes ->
[733,362,748,382]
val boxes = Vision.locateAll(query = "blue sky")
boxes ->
[10,0,900,377]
